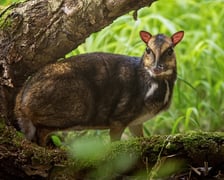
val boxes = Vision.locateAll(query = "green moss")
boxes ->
[0,119,6,131]
[165,141,177,151]
[1,126,224,178]
[0,9,12,30]
[67,138,142,170]
[182,131,224,147]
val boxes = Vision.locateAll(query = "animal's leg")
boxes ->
[128,123,144,137]
[109,123,125,141]
[35,128,53,146]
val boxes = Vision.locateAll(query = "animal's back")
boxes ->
[15,53,144,131]
[14,30,184,146]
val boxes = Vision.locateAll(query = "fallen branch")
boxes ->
[0,125,223,179]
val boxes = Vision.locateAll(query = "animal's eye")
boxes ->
[158,64,164,69]
[146,47,152,54]
[167,48,173,56]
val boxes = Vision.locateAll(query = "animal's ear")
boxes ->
[171,31,184,46]
[140,31,152,44]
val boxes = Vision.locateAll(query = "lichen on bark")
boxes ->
[1,0,224,179]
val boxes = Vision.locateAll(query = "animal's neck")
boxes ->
[140,65,176,107]
[145,77,174,97]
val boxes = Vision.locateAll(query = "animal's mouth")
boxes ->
[149,68,174,77]
[151,67,163,75]
[145,66,173,77]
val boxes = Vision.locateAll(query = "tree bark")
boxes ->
[1,1,224,179]
[1,127,224,179]
[0,0,159,178]
[0,0,156,124]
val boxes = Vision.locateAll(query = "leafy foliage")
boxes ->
[0,0,18,6]
[1,0,224,178]
[68,0,224,136]
[1,0,223,136]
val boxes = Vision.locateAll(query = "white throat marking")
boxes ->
[144,82,158,100]
[164,80,170,104]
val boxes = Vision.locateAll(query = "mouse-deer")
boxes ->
[14,30,184,146]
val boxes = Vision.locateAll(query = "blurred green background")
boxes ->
[69,0,224,136]
[1,0,224,137]
[0,0,17,6]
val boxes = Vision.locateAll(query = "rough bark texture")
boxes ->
[0,0,156,125]
[0,127,224,179]
[0,0,160,178]
[1,0,224,179]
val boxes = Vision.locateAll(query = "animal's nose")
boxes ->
[152,67,162,74]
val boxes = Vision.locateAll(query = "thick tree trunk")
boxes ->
[0,0,155,125]
[0,0,159,178]
[1,1,224,179]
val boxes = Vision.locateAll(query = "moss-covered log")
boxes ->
[0,0,159,178]
[0,124,223,179]
[1,1,224,179]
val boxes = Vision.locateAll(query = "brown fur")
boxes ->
[14,31,184,146]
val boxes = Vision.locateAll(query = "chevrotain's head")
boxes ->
[140,30,184,79]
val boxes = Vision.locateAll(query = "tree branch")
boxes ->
[0,0,155,122]
[0,0,155,87]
